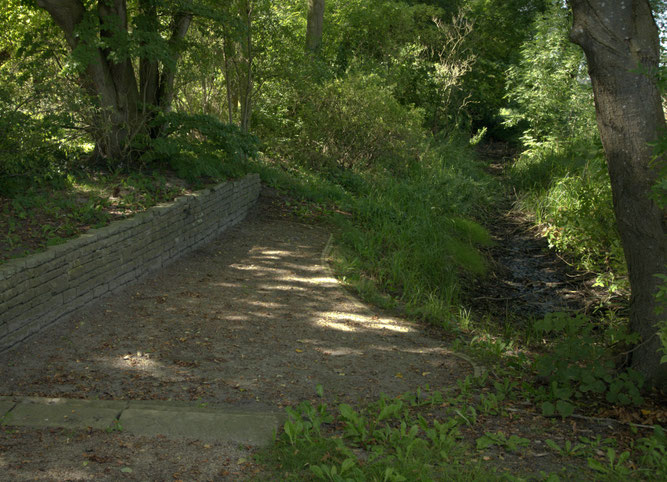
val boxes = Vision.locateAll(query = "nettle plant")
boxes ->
[532,312,644,417]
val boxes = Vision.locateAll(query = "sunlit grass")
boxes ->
[252,138,499,331]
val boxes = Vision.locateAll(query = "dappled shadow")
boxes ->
[0,190,472,408]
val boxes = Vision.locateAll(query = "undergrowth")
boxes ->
[0,169,197,263]
[256,383,667,481]
[509,141,626,294]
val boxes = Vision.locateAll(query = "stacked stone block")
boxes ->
[0,173,261,353]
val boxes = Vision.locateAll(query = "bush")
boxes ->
[533,312,644,418]
[330,138,497,322]
[136,112,259,181]
[0,91,72,195]
[289,73,426,173]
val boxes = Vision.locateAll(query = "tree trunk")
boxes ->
[239,1,253,133]
[37,0,140,164]
[306,0,325,53]
[138,0,160,109]
[222,38,234,125]
[36,0,191,166]
[568,0,667,389]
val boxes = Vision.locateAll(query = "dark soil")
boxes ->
[467,145,618,324]
[0,171,199,263]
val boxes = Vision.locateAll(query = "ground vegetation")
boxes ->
[0,0,665,478]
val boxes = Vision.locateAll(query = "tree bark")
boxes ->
[138,0,160,109]
[157,12,192,114]
[36,0,191,165]
[239,1,253,133]
[222,38,234,125]
[568,0,667,389]
[306,0,325,53]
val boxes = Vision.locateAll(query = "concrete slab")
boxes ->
[6,397,127,430]
[119,407,282,445]
[0,399,16,419]
[127,399,280,415]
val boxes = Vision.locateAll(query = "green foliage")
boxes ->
[0,4,84,194]
[545,439,586,457]
[587,448,632,479]
[0,101,69,195]
[504,2,594,145]
[636,426,667,480]
[523,154,625,290]
[327,0,426,72]
[505,2,625,292]
[650,63,667,364]
[136,112,258,181]
[327,139,496,322]
[462,0,549,135]
[533,312,645,417]
[284,73,427,173]
[259,387,509,481]
[389,9,476,134]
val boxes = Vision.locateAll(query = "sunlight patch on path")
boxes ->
[317,311,415,334]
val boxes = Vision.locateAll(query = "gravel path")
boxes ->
[0,186,475,479]
[1,187,473,410]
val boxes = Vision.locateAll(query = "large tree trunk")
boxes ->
[37,0,140,164]
[306,0,325,53]
[36,0,191,166]
[568,0,667,389]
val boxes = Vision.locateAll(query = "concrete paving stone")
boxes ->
[0,399,16,419]
[5,397,127,430]
[126,400,279,413]
[119,405,282,445]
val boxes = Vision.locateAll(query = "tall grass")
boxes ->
[253,137,498,327]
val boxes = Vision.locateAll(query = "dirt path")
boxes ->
[467,147,608,325]
[0,187,474,479]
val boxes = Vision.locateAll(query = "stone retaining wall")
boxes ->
[0,173,261,353]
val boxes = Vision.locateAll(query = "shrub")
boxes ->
[290,73,426,173]
[533,312,644,417]
[136,112,259,181]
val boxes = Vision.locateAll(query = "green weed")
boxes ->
[545,439,586,457]
[587,448,632,479]
[106,420,123,433]
[257,386,511,481]
[635,426,667,480]
[532,312,644,417]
